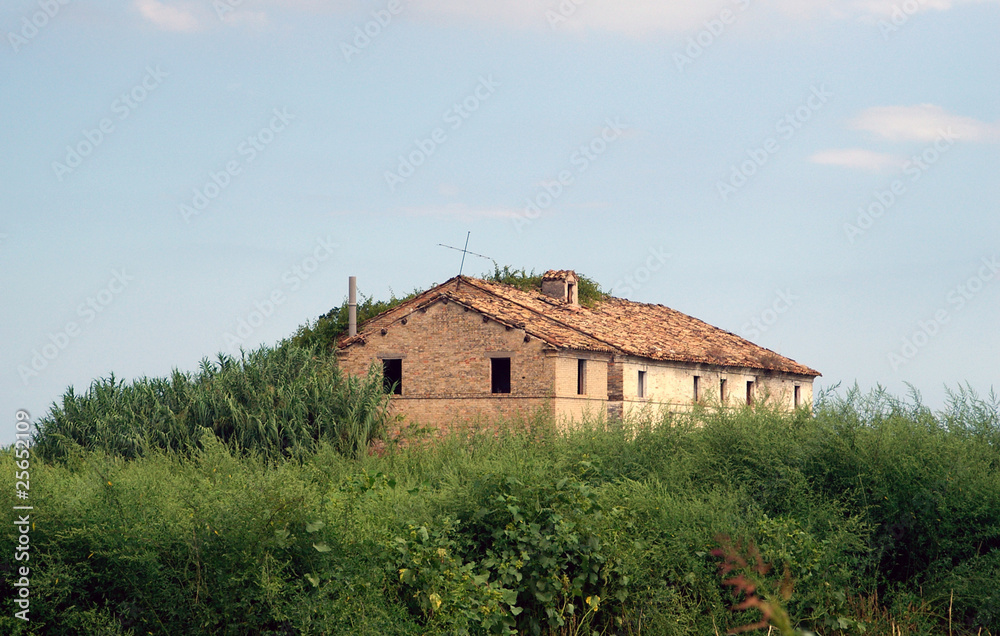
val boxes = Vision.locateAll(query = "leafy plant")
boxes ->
[31,343,391,462]
[482,265,607,308]
[290,287,421,351]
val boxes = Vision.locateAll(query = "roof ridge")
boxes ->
[460,276,626,353]
[336,277,460,346]
[338,274,819,377]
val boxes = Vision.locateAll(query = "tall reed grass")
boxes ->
[6,372,999,635]
[30,343,390,461]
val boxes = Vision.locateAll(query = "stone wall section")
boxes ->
[337,299,555,425]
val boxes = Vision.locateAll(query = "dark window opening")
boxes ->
[794,385,801,408]
[720,378,728,404]
[577,359,587,395]
[382,359,402,395]
[637,370,646,398]
[693,375,701,402]
[491,357,511,394]
[746,380,755,405]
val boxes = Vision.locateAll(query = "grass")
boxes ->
[30,342,390,462]
[2,383,999,634]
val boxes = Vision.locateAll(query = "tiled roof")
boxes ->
[338,275,820,377]
[542,269,577,280]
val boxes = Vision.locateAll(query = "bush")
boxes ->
[31,343,391,462]
[3,386,999,634]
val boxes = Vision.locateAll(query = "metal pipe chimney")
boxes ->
[348,276,357,337]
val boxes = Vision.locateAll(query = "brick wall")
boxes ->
[337,299,555,426]
[337,298,815,428]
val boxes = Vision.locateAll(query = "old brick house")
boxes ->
[336,270,820,424]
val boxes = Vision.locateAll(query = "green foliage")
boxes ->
[394,517,518,635]
[289,265,610,353]
[465,474,620,635]
[482,265,607,308]
[0,438,419,635]
[31,343,391,462]
[3,386,999,635]
[290,287,421,351]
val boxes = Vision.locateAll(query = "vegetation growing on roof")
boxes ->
[290,287,421,351]
[290,266,609,351]
[482,264,607,308]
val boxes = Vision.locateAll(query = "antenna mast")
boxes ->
[438,232,496,276]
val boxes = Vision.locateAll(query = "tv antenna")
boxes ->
[438,231,496,276]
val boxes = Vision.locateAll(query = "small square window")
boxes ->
[491,358,511,394]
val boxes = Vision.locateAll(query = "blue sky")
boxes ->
[2,0,998,444]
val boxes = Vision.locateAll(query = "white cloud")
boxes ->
[809,148,905,170]
[848,0,989,16]
[415,0,727,36]
[387,0,996,35]
[850,104,1000,142]
[133,0,997,37]
[134,0,202,32]
[399,204,522,220]
[766,0,996,21]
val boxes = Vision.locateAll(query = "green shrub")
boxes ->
[4,386,999,635]
[31,343,390,462]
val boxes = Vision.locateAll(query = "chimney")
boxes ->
[541,270,579,306]
[348,276,357,337]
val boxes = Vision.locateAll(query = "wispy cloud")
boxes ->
[849,0,992,16]
[399,204,522,221]
[131,0,998,37]
[850,104,1000,142]
[809,148,905,171]
[768,0,995,20]
[135,0,202,32]
[377,0,997,35]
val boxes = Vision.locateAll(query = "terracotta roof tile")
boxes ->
[542,269,577,280]
[339,275,820,377]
